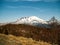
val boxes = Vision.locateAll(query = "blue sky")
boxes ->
[0,0,60,23]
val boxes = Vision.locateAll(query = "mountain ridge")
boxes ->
[0,16,49,27]
[12,16,48,24]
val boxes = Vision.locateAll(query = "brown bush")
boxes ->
[0,24,60,44]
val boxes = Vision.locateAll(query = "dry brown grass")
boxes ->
[0,34,52,45]
[0,24,60,44]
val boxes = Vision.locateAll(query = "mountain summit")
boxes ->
[0,16,49,28]
[13,16,48,25]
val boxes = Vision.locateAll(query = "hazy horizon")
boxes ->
[0,0,60,23]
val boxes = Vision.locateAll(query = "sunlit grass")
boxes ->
[0,34,52,45]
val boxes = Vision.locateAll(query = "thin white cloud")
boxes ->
[7,6,18,8]
[43,0,59,2]
[20,6,41,10]
[6,5,43,12]
[5,0,19,2]
[4,0,59,2]
[6,5,41,10]
[22,0,42,1]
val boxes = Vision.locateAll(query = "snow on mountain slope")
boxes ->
[0,16,49,28]
[13,16,48,25]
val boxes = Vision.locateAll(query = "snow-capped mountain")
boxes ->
[0,16,49,28]
[12,16,48,25]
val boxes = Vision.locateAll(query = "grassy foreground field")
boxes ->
[0,34,52,45]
